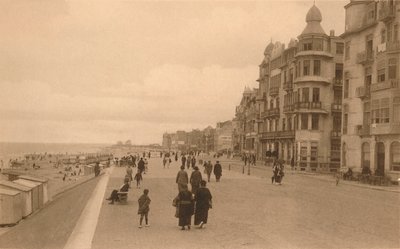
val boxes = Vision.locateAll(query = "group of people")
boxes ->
[174,160,222,230]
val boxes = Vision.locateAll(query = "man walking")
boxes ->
[213,161,222,182]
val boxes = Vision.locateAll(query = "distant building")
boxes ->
[234,87,259,156]
[341,0,400,178]
[214,120,233,152]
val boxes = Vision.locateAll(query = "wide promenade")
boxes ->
[0,156,399,249]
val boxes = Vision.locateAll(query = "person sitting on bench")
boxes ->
[106,182,130,204]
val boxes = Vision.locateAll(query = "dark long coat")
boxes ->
[194,187,212,225]
[177,190,194,226]
[213,163,222,177]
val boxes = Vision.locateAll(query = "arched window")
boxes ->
[342,142,347,166]
[391,142,400,171]
[362,142,370,168]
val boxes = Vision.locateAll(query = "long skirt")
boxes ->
[178,203,193,226]
[194,206,209,225]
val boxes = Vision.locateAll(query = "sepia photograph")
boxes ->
[0,0,399,248]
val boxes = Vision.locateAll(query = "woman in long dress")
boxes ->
[194,180,212,228]
[176,184,194,230]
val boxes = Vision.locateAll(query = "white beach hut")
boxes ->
[13,179,41,211]
[18,175,49,204]
[0,180,32,217]
[0,188,22,226]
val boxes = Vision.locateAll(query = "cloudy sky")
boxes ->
[0,0,346,144]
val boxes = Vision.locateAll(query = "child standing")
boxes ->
[134,170,143,188]
[138,189,151,228]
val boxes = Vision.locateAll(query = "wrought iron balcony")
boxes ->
[356,125,370,136]
[379,5,395,22]
[387,41,400,52]
[371,79,399,92]
[283,80,293,91]
[333,77,343,87]
[269,86,279,96]
[331,103,342,112]
[330,130,341,139]
[356,50,374,64]
[355,86,370,99]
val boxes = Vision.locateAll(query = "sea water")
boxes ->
[0,142,109,168]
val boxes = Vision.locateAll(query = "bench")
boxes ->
[117,191,129,204]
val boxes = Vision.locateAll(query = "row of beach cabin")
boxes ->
[0,175,48,226]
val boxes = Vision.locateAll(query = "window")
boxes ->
[311,114,319,130]
[363,101,371,127]
[294,115,298,130]
[362,142,370,169]
[394,97,400,123]
[333,113,341,131]
[314,39,323,51]
[344,79,349,98]
[310,142,318,162]
[302,88,309,102]
[312,88,320,102]
[372,99,380,124]
[300,143,307,162]
[378,68,386,82]
[388,58,397,79]
[303,60,310,76]
[381,98,390,123]
[381,29,386,44]
[343,113,348,134]
[301,114,308,130]
[313,60,321,76]
[387,23,392,42]
[336,43,344,54]
[282,118,286,131]
[296,61,301,77]
[275,118,279,131]
[288,117,292,131]
[394,24,399,41]
[391,142,400,171]
[345,41,350,60]
[303,42,312,51]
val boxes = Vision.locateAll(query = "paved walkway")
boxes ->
[66,157,399,249]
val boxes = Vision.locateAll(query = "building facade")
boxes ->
[234,87,259,156]
[341,0,400,179]
[214,120,233,153]
[257,5,344,171]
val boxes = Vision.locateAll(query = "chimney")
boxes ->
[330,30,335,37]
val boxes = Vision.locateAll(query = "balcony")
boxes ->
[355,86,370,99]
[283,104,294,113]
[387,41,400,53]
[356,50,374,64]
[331,130,341,139]
[269,86,279,96]
[356,125,370,136]
[331,103,342,112]
[333,77,343,88]
[371,79,399,92]
[379,5,395,22]
[370,123,400,135]
[283,81,293,91]
[260,130,295,140]
[265,108,280,118]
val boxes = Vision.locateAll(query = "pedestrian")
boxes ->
[94,162,101,177]
[163,156,167,168]
[126,165,133,184]
[204,161,213,182]
[187,155,191,169]
[175,153,178,162]
[181,155,186,167]
[176,166,189,192]
[138,158,145,174]
[190,166,202,195]
[144,158,148,173]
[138,189,151,228]
[175,184,194,230]
[213,161,222,182]
[291,157,295,171]
[134,170,143,188]
[191,156,196,169]
[194,180,212,229]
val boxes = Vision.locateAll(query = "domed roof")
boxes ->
[306,5,322,23]
[264,41,274,56]
[301,5,326,36]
